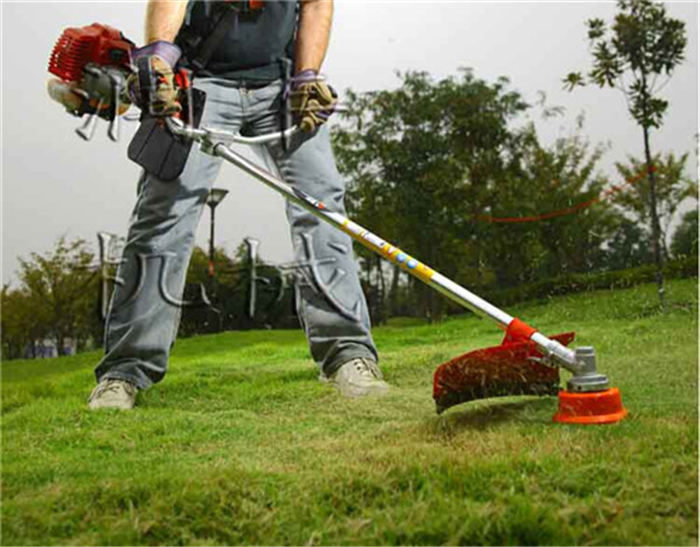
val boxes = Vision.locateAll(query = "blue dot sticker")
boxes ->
[407,259,418,269]
[397,253,407,263]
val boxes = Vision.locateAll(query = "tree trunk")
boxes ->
[389,265,400,317]
[639,68,667,311]
[376,255,386,325]
[56,334,66,356]
[660,225,670,261]
[643,125,667,310]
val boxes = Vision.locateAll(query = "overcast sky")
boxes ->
[1,1,697,286]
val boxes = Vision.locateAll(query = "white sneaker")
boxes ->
[325,358,390,398]
[88,379,137,410]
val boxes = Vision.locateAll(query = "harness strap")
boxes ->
[188,6,239,74]
[278,57,292,152]
[136,56,152,111]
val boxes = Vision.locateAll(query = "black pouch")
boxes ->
[127,87,207,182]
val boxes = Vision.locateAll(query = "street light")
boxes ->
[207,187,229,279]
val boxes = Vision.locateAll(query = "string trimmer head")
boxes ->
[433,318,627,424]
[433,331,574,414]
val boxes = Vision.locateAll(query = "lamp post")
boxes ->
[207,188,228,333]
[207,187,229,281]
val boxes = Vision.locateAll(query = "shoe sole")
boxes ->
[331,382,390,398]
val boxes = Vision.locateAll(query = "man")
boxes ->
[88,0,389,409]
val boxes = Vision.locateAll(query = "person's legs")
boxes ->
[246,82,378,377]
[94,78,244,390]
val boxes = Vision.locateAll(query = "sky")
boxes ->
[1,0,698,287]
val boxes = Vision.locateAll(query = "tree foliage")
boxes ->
[488,128,618,283]
[180,244,296,335]
[564,0,688,308]
[2,237,100,359]
[603,219,654,271]
[564,0,686,130]
[1,285,49,359]
[333,70,529,318]
[614,152,697,255]
[333,70,622,319]
[670,209,699,259]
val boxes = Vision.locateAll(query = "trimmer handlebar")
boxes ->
[166,117,299,146]
[165,116,610,392]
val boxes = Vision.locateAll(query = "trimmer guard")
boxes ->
[433,332,576,414]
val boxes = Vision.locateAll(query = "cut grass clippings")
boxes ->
[2,279,697,545]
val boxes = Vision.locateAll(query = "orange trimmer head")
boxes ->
[553,388,628,424]
[433,330,575,414]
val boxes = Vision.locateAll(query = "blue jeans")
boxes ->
[95,78,377,389]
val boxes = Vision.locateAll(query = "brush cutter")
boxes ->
[47,23,627,425]
[164,119,627,425]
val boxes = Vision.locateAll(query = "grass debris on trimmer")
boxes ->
[433,329,575,414]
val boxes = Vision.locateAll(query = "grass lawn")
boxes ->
[2,279,697,545]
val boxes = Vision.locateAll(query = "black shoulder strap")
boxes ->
[136,56,152,108]
[188,5,239,74]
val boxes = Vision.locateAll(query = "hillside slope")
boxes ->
[2,280,697,545]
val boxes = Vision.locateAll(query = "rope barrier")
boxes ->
[476,165,655,224]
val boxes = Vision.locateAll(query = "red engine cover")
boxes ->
[48,23,133,83]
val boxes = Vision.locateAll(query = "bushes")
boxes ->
[480,257,698,308]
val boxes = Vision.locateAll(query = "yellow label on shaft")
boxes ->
[342,221,435,282]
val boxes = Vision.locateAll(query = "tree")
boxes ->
[614,152,697,257]
[181,245,238,335]
[334,71,623,319]
[14,237,99,356]
[564,0,687,308]
[670,209,698,259]
[186,245,237,288]
[485,126,619,283]
[333,69,529,319]
[604,218,654,270]
[1,285,49,359]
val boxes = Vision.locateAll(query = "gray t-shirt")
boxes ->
[177,0,298,83]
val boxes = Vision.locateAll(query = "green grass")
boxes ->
[2,280,697,546]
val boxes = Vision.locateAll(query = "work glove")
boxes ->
[288,69,338,132]
[127,41,182,117]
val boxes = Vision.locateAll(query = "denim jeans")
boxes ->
[95,77,377,389]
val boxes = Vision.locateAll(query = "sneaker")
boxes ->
[325,358,390,398]
[88,379,137,410]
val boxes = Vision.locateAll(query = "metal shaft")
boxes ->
[162,117,591,376]
[216,143,512,324]
[212,143,584,370]
[208,204,216,279]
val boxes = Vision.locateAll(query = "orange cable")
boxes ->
[476,165,654,224]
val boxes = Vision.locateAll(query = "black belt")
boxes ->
[230,80,275,90]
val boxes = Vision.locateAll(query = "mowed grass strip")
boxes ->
[2,279,697,545]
